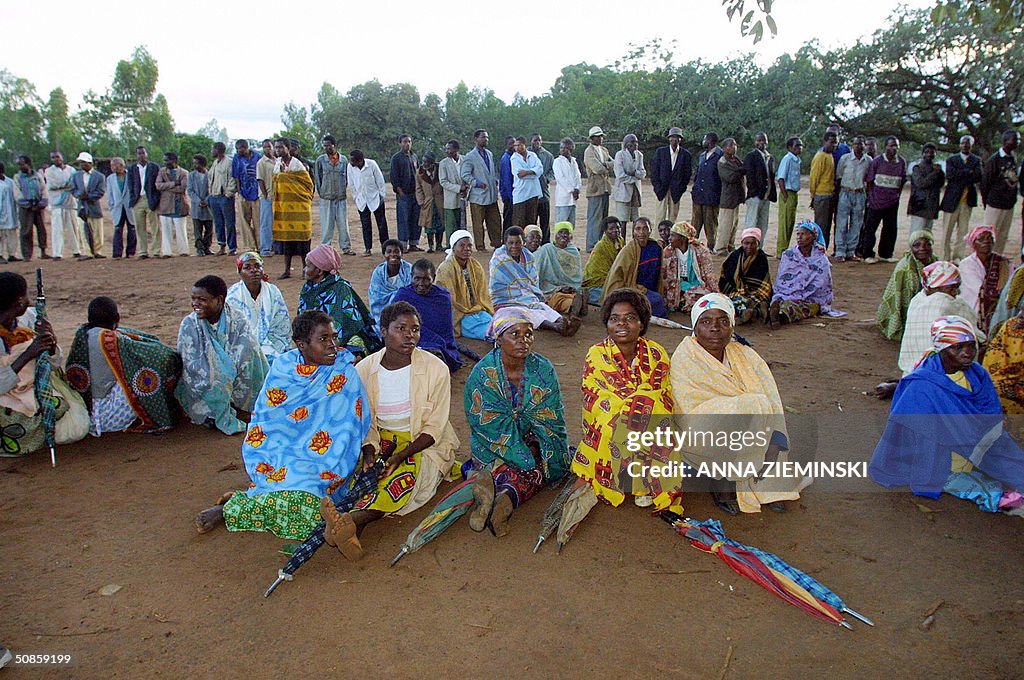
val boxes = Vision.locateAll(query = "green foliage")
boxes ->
[722,0,778,44]
[174,132,217,170]
[0,70,48,164]
[44,88,83,157]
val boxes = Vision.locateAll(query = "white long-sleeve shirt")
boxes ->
[348,159,387,211]
[552,155,582,208]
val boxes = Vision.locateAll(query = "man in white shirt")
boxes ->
[553,138,582,226]
[44,151,80,260]
[348,150,389,256]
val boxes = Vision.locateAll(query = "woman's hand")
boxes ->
[360,445,378,473]
[383,445,409,478]
[25,329,56,359]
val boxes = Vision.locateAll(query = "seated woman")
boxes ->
[983,307,1024,415]
[582,216,624,305]
[876,230,936,341]
[719,227,773,325]
[670,293,807,514]
[0,272,88,457]
[392,259,463,372]
[298,243,382,357]
[66,296,181,435]
[602,217,667,318]
[959,225,1009,336]
[194,311,371,539]
[367,239,412,321]
[176,275,268,435]
[435,229,494,341]
[463,307,570,537]
[870,315,1024,512]
[989,264,1024,337]
[535,221,586,318]
[572,288,675,509]
[226,252,291,364]
[523,224,543,253]
[661,221,718,313]
[489,226,580,336]
[320,302,460,558]
[769,220,836,325]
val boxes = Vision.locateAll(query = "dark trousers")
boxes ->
[812,195,834,249]
[537,198,551,243]
[502,197,514,230]
[511,197,539,227]
[18,207,46,259]
[209,195,237,251]
[111,212,137,257]
[396,193,421,246]
[193,218,213,255]
[359,204,389,252]
[858,204,899,259]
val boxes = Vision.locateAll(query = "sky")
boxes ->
[6,0,933,140]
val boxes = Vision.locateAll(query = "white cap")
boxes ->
[588,126,605,137]
[76,151,94,164]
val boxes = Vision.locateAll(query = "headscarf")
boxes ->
[795,220,826,250]
[739,227,762,244]
[445,229,474,257]
[487,306,533,341]
[670,221,700,245]
[306,243,343,275]
[524,224,543,237]
[921,261,960,290]
[965,225,995,250]
[553,221,573,236]
[236,251,268,280]
[690,292,735,330]
[909,229,934,246]
[930,315,978,352]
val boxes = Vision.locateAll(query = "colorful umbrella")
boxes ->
[661,513,873,628]
[533,475,577,553]
[263,459,384,597]
[389,477,476,566]
[32,269,56,467]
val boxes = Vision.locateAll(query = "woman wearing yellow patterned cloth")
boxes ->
[194,310,370,540]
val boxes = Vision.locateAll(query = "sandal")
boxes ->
[468,471,496,532]
[487,492,514,537]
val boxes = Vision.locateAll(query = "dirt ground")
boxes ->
[2,180,1023,679]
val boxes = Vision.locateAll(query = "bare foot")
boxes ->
[874,382,898,400]
[320,498,364,561]
[195,505,225,534]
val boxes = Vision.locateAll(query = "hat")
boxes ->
[740,227,762,244]
[445,229,474,257]
[691,293,736,330]
[76,151,94,164]
[667,127,683,138]
[588,126,605,137]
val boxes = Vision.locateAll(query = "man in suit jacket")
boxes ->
[459,129,501,250]
[939,134,983,261]
[106,157,136,258]
[71,151,106,259]
[650,127,693,225]
[742,131,777,232]
[128,145,160,258]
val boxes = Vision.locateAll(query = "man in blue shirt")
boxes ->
[232,139,262,253]
[510,137,544,227]
[390,134,421,252]
[775,137,803,255]
[499,136,516,230]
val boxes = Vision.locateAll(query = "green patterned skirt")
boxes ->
[222,489,323,540]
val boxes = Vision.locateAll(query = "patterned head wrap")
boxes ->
[446,229,474,256]
[739,227,762,244]
[915,315,978,368]
[487,306,533,341]
[795,220,826,250]
[236,251,267,279]
[306,244,343,275]
[553,221,573,236]
[690,292,736,330]
[524,224,543,236]
[670,221,698,240]
[965,225,995,249]
[920,261,960,289]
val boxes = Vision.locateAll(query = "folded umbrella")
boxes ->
[389,476,476,566]
[533,475,577,553]
[555,484,598,553]
[32,269,56,467]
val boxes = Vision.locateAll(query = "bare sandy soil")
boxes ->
[2,181,1022,679]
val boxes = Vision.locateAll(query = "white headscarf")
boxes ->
[690,292,736,331]
[445,229,474,260]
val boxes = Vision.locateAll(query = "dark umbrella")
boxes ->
[263,459,384,597]
[32,269,56,467]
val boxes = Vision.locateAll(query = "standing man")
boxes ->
[460,129,501,251]
[834,135,870,262]
[553,138,582,226]
[939,134,983,261]
[106,157,136,258]
[742,131,776,234]
[691,132,723,246]
[530,134,555,243]
[864,138,878,159]
[391,134,421,252]
[44,151,80,260]
[208,141,238,256]
[348,149,388,256]
[980,130,1020,255]
[155,152,191,257]
[232,139,262,253]
[859,135,908,264]
[651,127,693,225]
[510,136,543,227]
[775,137,803,255]
[188,154,214,256]
[13,156,49,261]
[256,139,276,256]
[499,136,517,230]
[826,125,851,226]
[128,146,160,259]
[907,142,945,233]
[438,140,465,247]
[809,132,838,247]
[612,134,645,226]
[714,138,745,255]
[0,163,19,262]
[583,125,615,251]
[314,134,353,254]
[71,152,106,259]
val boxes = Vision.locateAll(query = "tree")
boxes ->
[174,132,216,169]
[44,87,83,157]
[197,119,229,145]
[0,70,47,164]
[278,102,318,159]
[721,0,778,44]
